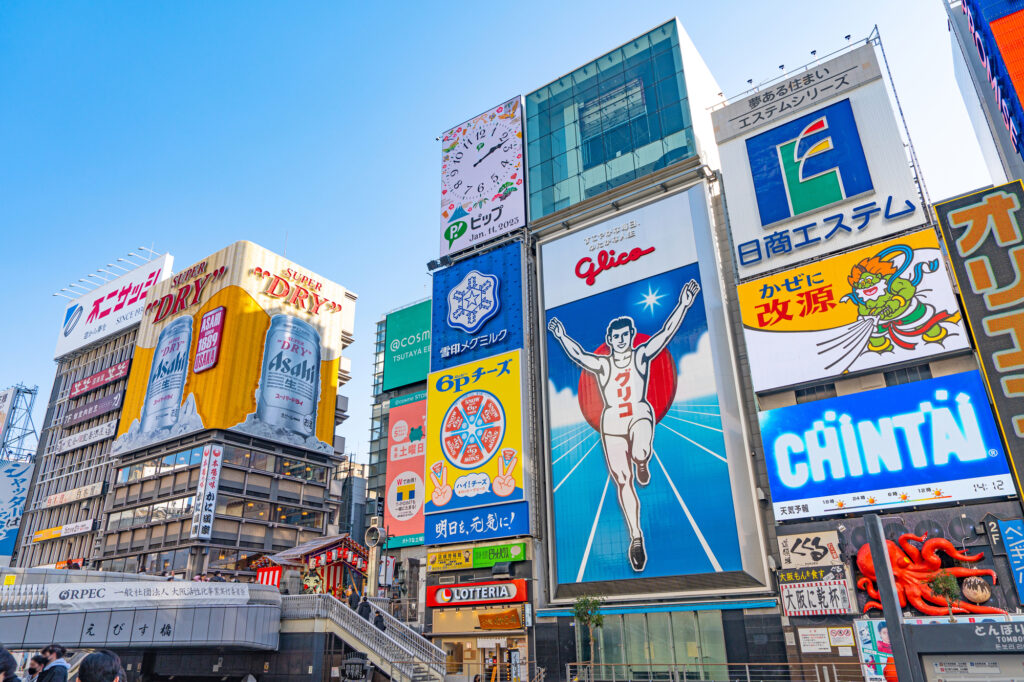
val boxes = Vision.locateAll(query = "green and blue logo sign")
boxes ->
[746,98,873,227]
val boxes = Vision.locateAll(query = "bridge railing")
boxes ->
[366,599,444,674]
[0,580,281,611]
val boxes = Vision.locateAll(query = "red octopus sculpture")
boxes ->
[856,533,1006,616]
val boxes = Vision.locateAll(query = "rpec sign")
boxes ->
[760,371,1013,521]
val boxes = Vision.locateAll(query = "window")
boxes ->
[243,500,271,521]
[885,364,933,386]
[795,383,837,404]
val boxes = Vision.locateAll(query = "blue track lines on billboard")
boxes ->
[550,396,738,584]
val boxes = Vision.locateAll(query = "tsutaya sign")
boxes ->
[426,579,527,607]
[760,371,1013,521]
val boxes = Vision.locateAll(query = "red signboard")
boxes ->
[69,360,130,399]
[194,306,226,373]
[426,579,527,607]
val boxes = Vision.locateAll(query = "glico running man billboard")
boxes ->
[760,371,1012,522]
[114,241,356,454]
[539,186,766,598]
[737,229,970,392]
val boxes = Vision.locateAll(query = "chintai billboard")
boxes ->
[537,185,767,599]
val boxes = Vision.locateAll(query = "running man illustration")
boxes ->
[547,279,700,571]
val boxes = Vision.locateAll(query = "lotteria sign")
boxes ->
[426,579,527,607]
[760,371,1013,521]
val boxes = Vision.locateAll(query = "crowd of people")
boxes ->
[343,586,387,633]
[0,644,123,682]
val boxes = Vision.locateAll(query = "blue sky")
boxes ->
[0,1,991,459]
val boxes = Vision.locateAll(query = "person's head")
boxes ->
[41,645,66,663]
[606,317,636,353]
[214,571,221,577]
[78,651,120,682]
[28,655,48,677]
[879,626,889,643]
[0,648,17,682]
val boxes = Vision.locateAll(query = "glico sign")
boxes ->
[760,371,1013,521]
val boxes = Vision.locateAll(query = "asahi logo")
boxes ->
[267,352,316,384]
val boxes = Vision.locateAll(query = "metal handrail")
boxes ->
[366,600,443,671]
[0,584,47,612]
[282,594,438,680]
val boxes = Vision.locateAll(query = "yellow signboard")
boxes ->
[425,350,524,516]
[427,548,474,572]
[114,241,356,454]
[735,229,969,392]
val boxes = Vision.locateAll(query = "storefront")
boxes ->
[428,580,530,682]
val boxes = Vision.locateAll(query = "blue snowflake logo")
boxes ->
[447,270,501,334]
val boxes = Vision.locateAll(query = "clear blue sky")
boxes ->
[0,1,990,460]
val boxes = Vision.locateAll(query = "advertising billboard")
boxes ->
[539,186,765,597]
[69,360,130,399]
[32,519,95,543]
[113,241,356,455]
[55,254,173,358]
[737,229,970,392]
[427,541,527,572]
[0,389,15,446]
[431,241,524,372]
[382,300,431,392]
[711,44,923,279]
[426,579,528,607]
[0,460,32,565]
[384,391,427,547]
[760,371,1012,521]
[425,350,526,546]
[62,391,124,427]
[934,181,1024,459]
[440,97,525,258]
[189,444,223,541]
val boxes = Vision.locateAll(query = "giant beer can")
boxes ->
[140,316,193,433]
[256,315,321,436]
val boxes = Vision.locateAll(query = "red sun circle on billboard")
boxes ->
[577,333,676,431]
[439,390,506,469]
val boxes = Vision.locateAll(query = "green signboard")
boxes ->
[382,300,431,391]
[473,542,526,568]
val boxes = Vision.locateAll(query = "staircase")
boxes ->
[281,594,444,682]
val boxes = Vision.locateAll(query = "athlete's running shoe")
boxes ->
[629,537,647,571]
[635,459,650,486]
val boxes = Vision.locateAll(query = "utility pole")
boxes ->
[865,514,922,682]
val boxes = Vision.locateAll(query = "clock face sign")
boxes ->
[440,97,526,257]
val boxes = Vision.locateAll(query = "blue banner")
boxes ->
[431,242,524,372]
[999,519,1024,605]
[424,500,528,546]
[760,371,1012,520]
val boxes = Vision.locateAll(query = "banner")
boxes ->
[0,389,16,445]
[54,420,117,455]
[431,242,524,372]
[382,301,431,392]
[384,391,426,546]
[737,230,969,392]
[0,461,32,562]
[46,582,249,610]
[43,481,104,509]
[114,242,356,455]
[760,371,1013,520]
[189,445,223,540]
[69,360,130,399]
[935,181,1024,457]
[33,519,94,543]
[428,541,527,572]
[539,187,761,592]
[63,391,124,427]
[440,97,525,258]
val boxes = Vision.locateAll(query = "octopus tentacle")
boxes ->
[945,567,998,584]
[899,533,926,563]
[921,538,984,568]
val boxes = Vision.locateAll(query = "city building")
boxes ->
[330,456,368,540]
[15,253,173,569]
[98,241,357,577]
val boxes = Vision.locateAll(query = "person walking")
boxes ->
[209,571,226,582]
[347,587,360,611]
[357,597,371,621]
[373,611,386,632]
[25,655,47,682]
[0,647,21,682]
[36,646,69,682]
[77,652,121,682]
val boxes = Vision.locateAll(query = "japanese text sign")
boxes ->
[384,391,427,547]
[383,300,431,392]
[760,371,1012,520]
[69,360,130,399]
[426,350,524,520]
[998,519,1024,604]
[63,391,124,428]
[782,579,853,617]
[431,242,524,372]
[935,181,1024,456]
[54,420,116,455]
[425,500,529,546]
[777,531,841,569]
[737,229,969,392]
[189,444,222,540]
[55,254,173,359]
[714,45,922,279]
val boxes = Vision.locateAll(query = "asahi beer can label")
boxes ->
[140,316,193,433]
[255,315,321,436]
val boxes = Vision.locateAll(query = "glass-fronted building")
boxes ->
[526,20,696,219]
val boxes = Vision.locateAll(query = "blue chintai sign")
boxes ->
[760,371,1013,521]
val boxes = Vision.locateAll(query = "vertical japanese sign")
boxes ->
[384,391,427,547]
[736,229,969,392]
[425,350,527,545]
[189,444,222,540]
[711,44,923,279]
[431,241,525,372]
[0,389,16,445]
[0,460,33,566]
[935,181,1024,460]
[997,519,1024,604]
[383,301,431,392]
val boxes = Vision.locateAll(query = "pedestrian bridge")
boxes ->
[0,568,445,682]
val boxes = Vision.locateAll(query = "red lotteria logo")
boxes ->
[436,588,453,603]
[575,247,656,286]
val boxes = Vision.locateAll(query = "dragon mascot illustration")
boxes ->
[843,245,961,353]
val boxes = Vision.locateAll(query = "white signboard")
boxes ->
[0,389,16,445]
[712,46,922,279]
[777,531,841,569]
[54,420,117,454]
[828,626,855,647]
[55,254,173,359]
[439,97,525,257]
[189,444,222,540]
[781,579,853,617]
[43,482,105,509]
[46,581,249,610]
[798,627,832,653]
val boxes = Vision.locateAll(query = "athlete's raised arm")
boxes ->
[548,317,603,374]
[641,279,700,362]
